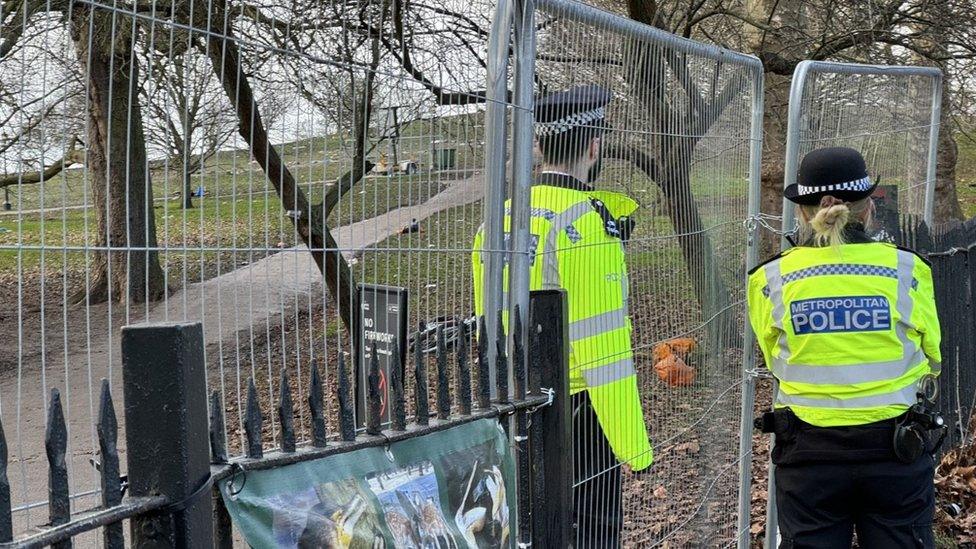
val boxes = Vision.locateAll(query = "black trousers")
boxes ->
[573,392,622,548]
[775,453,935,548]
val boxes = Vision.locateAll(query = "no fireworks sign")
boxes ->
[356,284,408,429]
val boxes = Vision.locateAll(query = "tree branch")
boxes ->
[389,0,489,105]
[0,137,83,187]
[206,13,359,332]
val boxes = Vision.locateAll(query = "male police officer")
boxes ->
[472,85,652,547]
[748,147,942,548]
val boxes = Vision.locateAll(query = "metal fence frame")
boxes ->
[780,61,943,246]
[483,0,766,545]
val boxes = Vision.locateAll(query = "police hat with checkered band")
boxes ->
[784,147,877,205]
[534,85,612,138]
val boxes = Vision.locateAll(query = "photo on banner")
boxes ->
[219,419,516,548]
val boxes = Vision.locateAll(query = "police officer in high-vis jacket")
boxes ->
[748,147,942,548]
[472,85,652,547]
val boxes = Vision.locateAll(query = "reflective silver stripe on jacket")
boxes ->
[776,383,917,409]
[768,250,930,407]
[772,347,926,385]
[541,201,594,288]
[569,308,627,341]
[764,260,792,370]
[582,357,636,387]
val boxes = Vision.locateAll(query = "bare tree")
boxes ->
[141,48,236,209]
[0,2,168,304]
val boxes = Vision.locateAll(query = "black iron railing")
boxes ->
[0,291,574,548]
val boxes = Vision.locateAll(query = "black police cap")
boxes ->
[784,147,877,205]
[534,85,612,138]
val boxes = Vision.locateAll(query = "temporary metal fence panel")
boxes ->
[0,0,510,540]
[495,0,764,545]
[781,61,943,244]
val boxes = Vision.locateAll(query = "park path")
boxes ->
[0,172,484,538]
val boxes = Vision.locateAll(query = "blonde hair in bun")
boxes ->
[800,195,872,248]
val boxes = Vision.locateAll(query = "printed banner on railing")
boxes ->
[219,418,516,548]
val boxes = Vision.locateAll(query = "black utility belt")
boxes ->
[755,407,946,465]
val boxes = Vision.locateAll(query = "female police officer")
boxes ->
[747,147,942,548]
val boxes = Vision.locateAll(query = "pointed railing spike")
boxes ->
[414,325,430,426]
[337,354,356,441]
[45,388,70,547]
[457,322,472,416]
[513,305,526,400]
[436,324,451,420]
[367,344,383,436]
[0,402,11,542]
[495,309,509,403]
[244,379,263,459]
[209,390,228,464]
[477,315,490,409]
[308,361,327,448]
[390,338,407,431]
[97,380,123,549]
[278,368,296,453]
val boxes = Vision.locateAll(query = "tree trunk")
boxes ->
[183,132,194,209]
[933,86,964,225]
[758,72,793,256]
[71,10,166,305]
[205,27,359,332]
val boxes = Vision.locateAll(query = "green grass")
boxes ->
[0,114,486,212]
[0,172,452,273]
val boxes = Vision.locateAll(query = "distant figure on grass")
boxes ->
[749,147,943,548]
[472,85,652,546]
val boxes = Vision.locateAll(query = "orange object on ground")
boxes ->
[666,337,697,357]
[653,355,696,387]
[651,338,698,387]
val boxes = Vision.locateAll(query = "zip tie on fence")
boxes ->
[744,367,774,379]
[527,387,555,414]
[744,213,799,238]
[161,474,215,514]
[226,462,247,498]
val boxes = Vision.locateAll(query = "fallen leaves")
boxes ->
[935,442,976,545]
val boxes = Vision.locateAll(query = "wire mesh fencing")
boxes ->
[507,0,764,545]
[0,0,505,538]
[781,61,942,243]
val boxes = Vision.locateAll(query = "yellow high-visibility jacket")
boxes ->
[747,240,941,427]
[472,174,652,471]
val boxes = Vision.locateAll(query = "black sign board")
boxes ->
[870,184,901,243]
[356,284,408,429]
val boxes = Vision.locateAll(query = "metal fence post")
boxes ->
[482,0,515,395]
[528,290,572,547]
[509,0,536,388]
[121,322,213,548]
[737,66,765,549]
[923,73,943,228]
